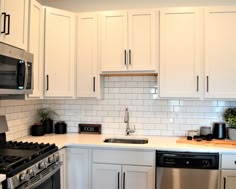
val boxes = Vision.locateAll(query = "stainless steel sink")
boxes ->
[103,137,148,144]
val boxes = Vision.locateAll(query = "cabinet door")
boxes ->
[28,0,44,99]
[67,148,89,189]
[128,10,156,71]
[100,11,128,71]
[159,8,202,98]
[221,170,236,189]
[1,0,28,50]
[45,7,75,98]
[205,7,236,98]
[123,165,154,189]
[59,148,67,189]
[92,163,121,189]
[77,13,98,97]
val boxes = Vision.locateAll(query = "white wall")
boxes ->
[44,76,233,136]
[40,0,236,12]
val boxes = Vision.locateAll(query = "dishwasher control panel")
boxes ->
[156,151,219,169]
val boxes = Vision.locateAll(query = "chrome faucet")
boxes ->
[124,107,135,135]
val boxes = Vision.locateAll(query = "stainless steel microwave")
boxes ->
[0,43,33,95]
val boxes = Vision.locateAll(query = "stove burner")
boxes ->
[0,155,21,163]
[0,140,58,176]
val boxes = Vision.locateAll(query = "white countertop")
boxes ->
[0,174,6,183]
[18,133,236,154]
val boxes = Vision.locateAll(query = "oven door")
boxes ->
[25,162,62,189]
[34,169,60,189]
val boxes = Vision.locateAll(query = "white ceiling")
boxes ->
[39,0,236,12]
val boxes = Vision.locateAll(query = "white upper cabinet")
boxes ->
[0,0,29,50]
[100,11,127,72]
[128,10,156,71]
[159,8,202,98]
[28,0,44,99]
[44,7,75,98]
[77,13,98,98]
[100,10,156,72]
[205,7,236,99]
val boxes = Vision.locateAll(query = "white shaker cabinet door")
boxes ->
[205,7,236,99]
[221,170,236,189]
[67,148,90,189]
[44,7,75,98]
[0,0,29,50]
[159,8,202,98]
[123,165,154,189]
[128,10,156,71]
[77,13,98,97]
[100,11,128,72]
[28,0,44,99]
[92,163,121,189]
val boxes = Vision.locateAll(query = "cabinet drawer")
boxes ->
[92,149,154,166]
[222,155,236,169]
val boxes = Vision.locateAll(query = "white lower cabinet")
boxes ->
[221,154,236,189]
[92,149,155,189]
[123,165,153,189]
[93,164,153,189]
[221,170,236,189]
[66,148,90,189]
[92,164,121,189]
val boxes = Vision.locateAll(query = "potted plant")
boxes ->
[37,107,58,134]
[223,107,236,140]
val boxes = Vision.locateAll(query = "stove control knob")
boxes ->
[54,154,60,162]
[48,156,54,163]
[38,162,46,170]
[27,169,35,177]
[19,173,26,182]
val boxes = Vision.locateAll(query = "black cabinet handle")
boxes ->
[124,50,127,65]
[6,14,10,35]
[123,172,125,189]
[197,75,199,92]
[46,75,49,91]
[224,177,226,189]
[118,172,120,189]
[93,77,96,92]
[1,12,6,34]
[129,49,131,65]
[206,76,209,92]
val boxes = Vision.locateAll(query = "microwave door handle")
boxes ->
[24,61,28,90]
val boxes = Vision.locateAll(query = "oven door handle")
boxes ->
[24,162,62,189]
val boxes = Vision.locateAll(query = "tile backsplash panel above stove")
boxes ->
[44,76,234,137]
[0,100,42,140]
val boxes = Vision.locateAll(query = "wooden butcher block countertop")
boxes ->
[177,137,236,148]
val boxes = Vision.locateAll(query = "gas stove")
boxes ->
[0,134,61,189]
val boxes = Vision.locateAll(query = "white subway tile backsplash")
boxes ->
[0,100,43,140]
[2,76,236,140]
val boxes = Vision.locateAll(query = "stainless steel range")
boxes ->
[0,116,61,189]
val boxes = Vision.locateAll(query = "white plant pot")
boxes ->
[228,128,236,140]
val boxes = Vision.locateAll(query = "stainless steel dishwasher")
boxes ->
[156,151,219,189]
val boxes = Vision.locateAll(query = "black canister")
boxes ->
[43,118,53,134]
[212,122,226,139]
[54,121,67,134]
[31,123,44,136]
